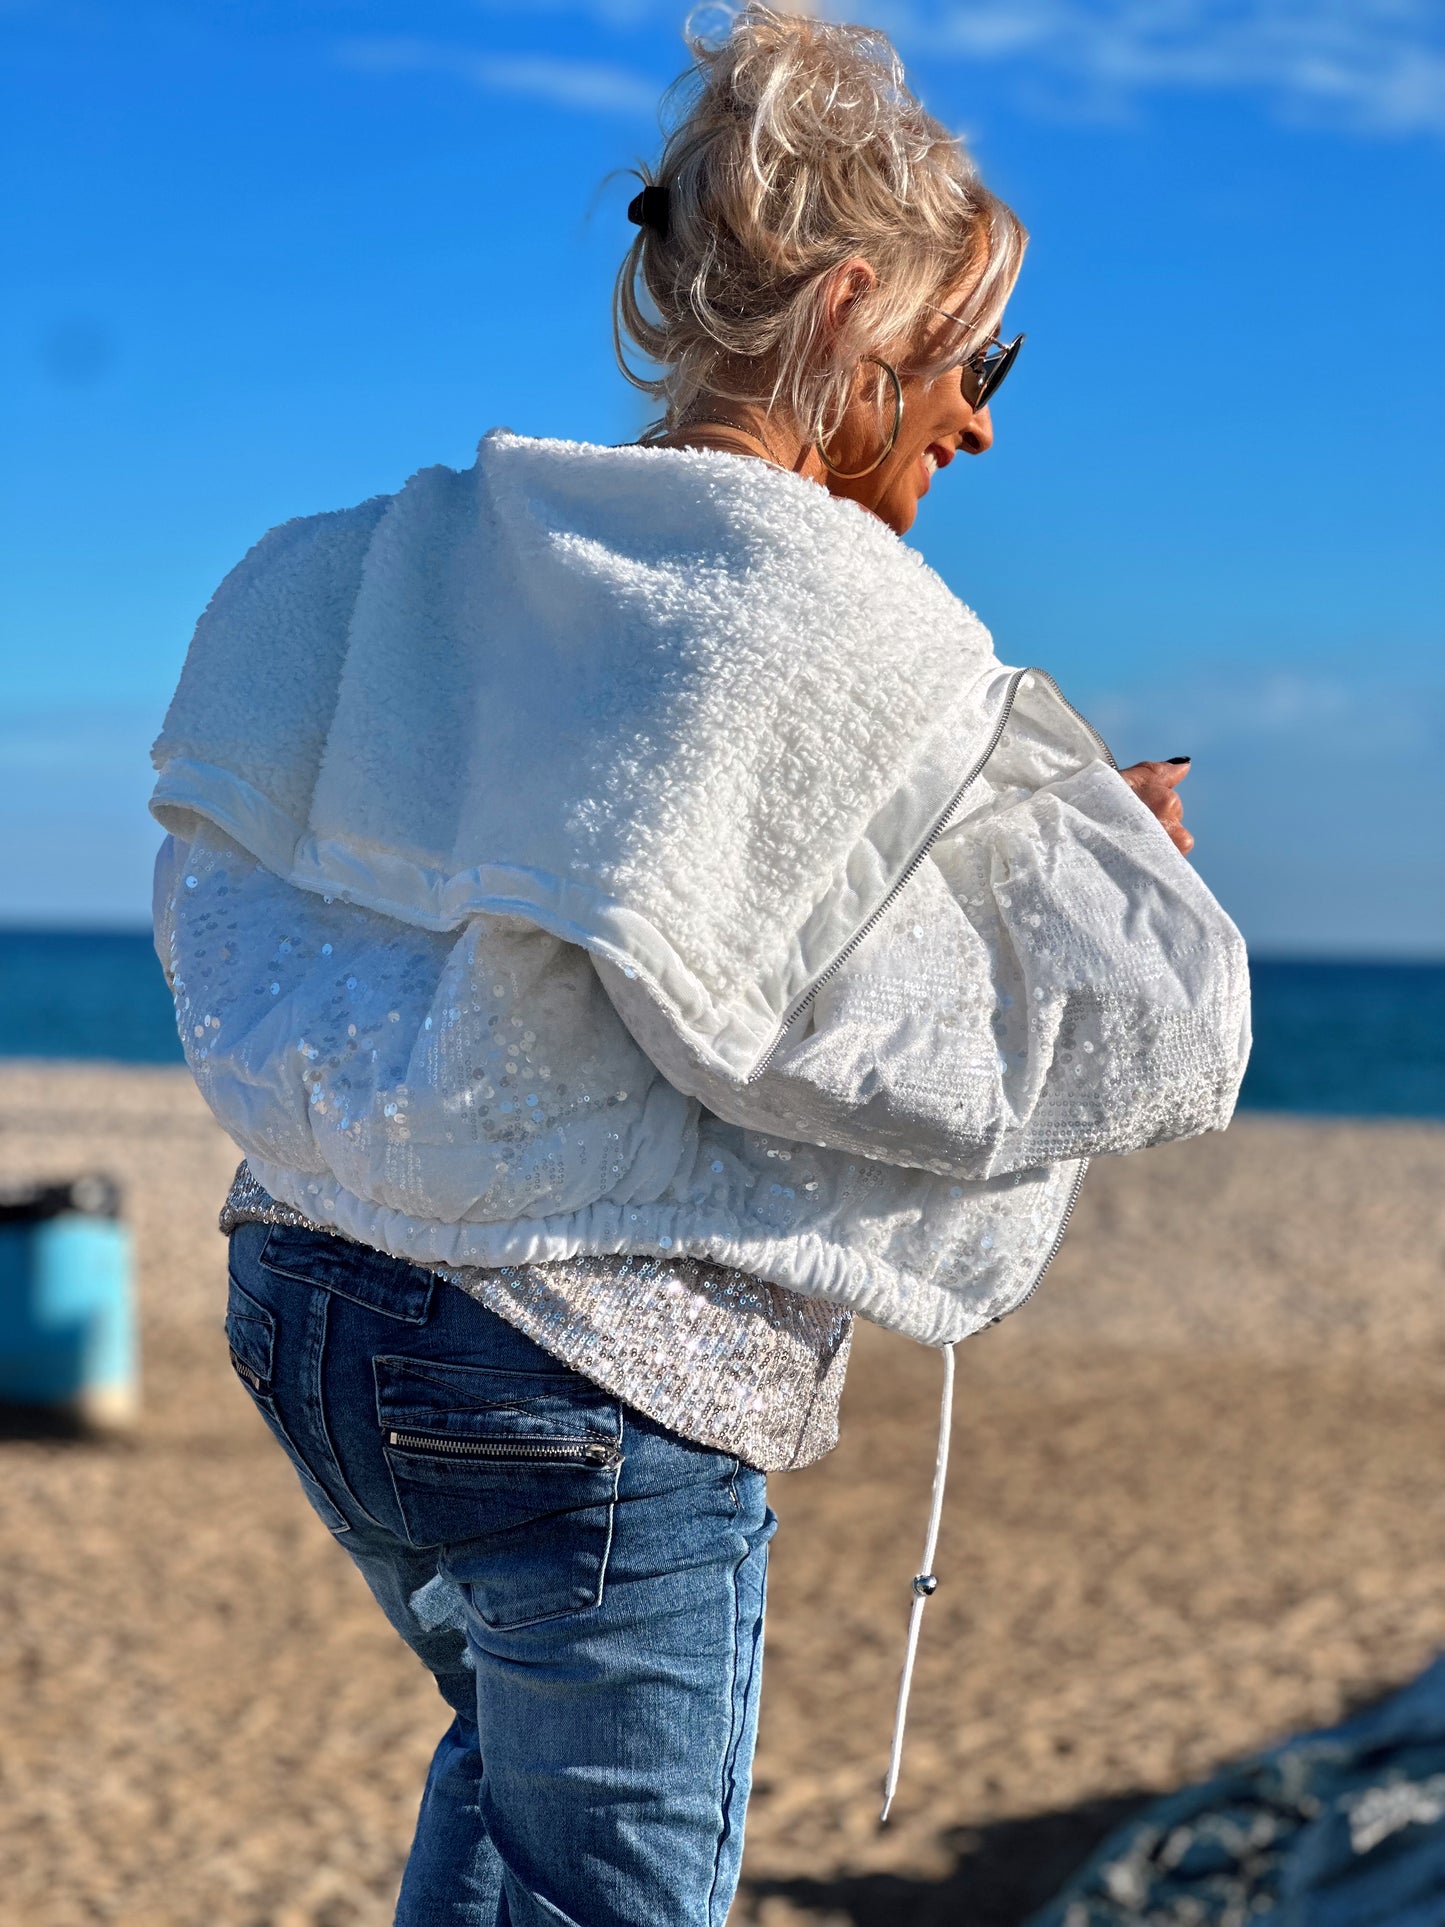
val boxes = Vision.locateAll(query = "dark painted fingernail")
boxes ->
[1167,755,1192,764]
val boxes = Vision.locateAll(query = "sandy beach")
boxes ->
[1,1061,1442,1926]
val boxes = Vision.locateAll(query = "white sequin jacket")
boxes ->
[149,431,1250,1348]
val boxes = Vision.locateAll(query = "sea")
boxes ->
[0,929,1442,1119]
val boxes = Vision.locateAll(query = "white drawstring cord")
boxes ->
[880,1341,956,1823]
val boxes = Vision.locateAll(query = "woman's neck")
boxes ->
[658,399,818,479]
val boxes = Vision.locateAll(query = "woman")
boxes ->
[150,9,1248,1922]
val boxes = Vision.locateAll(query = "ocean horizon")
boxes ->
[0,927,1442,1121]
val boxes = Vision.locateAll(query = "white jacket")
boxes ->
[150,430,1251,1348]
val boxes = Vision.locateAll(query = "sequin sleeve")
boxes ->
[596,762,1251,1181]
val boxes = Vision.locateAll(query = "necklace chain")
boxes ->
[674,408,784,468]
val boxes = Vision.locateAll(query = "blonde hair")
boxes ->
[614,5,1026,439]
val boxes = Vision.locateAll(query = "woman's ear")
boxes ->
[821,257,877,342]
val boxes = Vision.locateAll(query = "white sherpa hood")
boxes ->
[151,429,1102,1078]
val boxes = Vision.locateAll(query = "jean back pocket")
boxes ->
[375,1355,621,1630]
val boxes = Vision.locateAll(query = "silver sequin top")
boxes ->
[220,1163,851,1471]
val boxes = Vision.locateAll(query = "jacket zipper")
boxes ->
[992,1155,1091,1326]
[1029,668,1118,772]
[384,1429,619,1468]
[745,668,1116,1084]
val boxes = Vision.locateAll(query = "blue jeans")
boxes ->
[225,1220,776,1925]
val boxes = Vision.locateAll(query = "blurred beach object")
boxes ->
[0,1173,136,1431]
[1030,1653,1445,1926]
[3,929,1445,1121]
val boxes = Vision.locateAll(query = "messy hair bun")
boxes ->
[614,5,1025,437]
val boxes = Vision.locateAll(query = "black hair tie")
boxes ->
[627,183,670,240]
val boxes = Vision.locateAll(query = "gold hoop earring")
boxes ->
[814,357,904,479]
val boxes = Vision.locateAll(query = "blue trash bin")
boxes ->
[0,1176,136,1429]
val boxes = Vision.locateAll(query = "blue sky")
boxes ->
[3,0,1442,951]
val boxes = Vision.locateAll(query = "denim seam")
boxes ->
[704,1510,753,1926]
[308,1285,384,1532]
[225,1272,352,1534]
[601,1398,623,1598]
[228,1362,353,1536]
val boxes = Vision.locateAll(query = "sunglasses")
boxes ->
[925,306,1025,412]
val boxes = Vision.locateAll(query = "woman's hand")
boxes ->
[1119,757,1194,856]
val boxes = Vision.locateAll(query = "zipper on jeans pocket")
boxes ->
[385,1429,620,1469]
[229,1347,265,1394]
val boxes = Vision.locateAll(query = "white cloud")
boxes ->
[867,0,1445,134]
[1079,665,1442,764]
[335,35,660,117]
[470,0,672,23]
[338,4,1445,134]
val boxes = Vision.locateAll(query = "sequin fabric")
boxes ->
[220,1162,851,1471]
[154,818,1100,1353]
